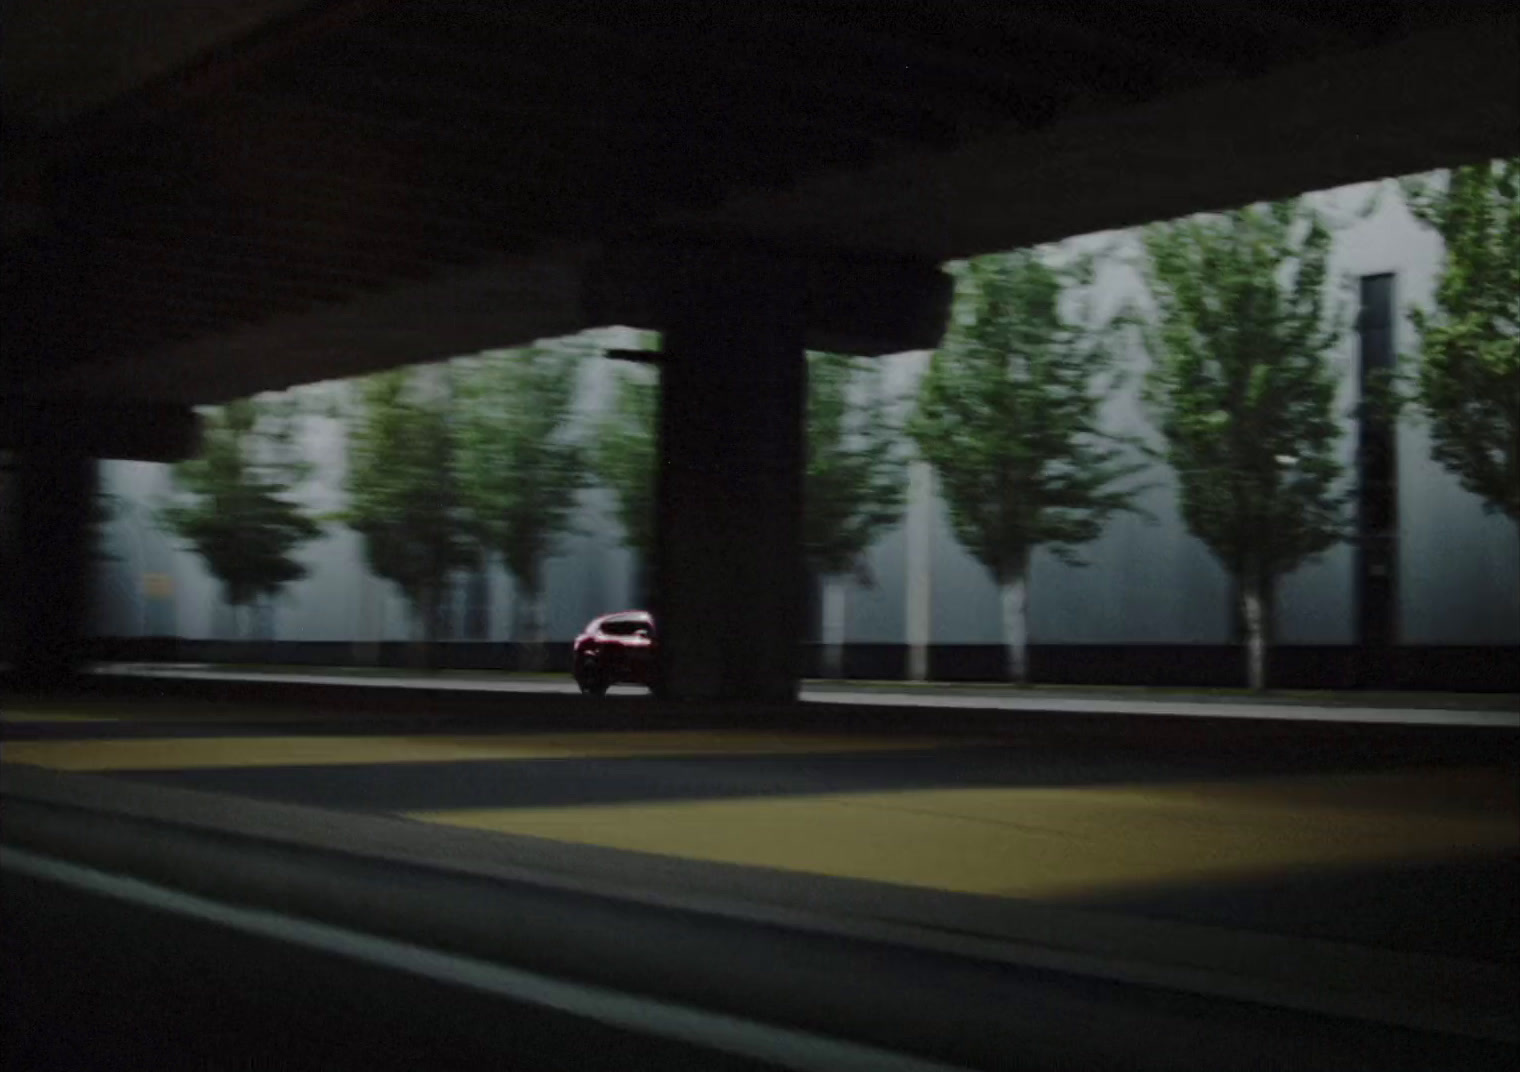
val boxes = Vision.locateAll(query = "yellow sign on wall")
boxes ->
[142,572,174,598]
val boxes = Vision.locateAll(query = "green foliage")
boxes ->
[1400,158,1520,520]
[341,367,472,629]
[910,249,1141,584]
[158,397,320,608]
[591,369,658,564]
[454,343,590,600]
[806,352,906,579]
[1137,197,1347,587]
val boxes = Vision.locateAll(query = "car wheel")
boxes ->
[577,662,608,696]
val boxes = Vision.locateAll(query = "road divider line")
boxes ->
[1,712,129,724]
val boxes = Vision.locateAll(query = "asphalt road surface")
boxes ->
[5,697,1516,959]
[4,693,1517,1069]
[6,842,1512,1072]
[2,862,792,1072]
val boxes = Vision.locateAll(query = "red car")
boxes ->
[573,611,658,695]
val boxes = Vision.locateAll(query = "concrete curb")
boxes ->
[76,665,1520,727]
[14,673,1520,751]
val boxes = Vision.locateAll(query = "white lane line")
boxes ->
[1,847,970,1072]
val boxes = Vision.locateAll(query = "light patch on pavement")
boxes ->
[0,731,955,772]
[408,766,1520,901]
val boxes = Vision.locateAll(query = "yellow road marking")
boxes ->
[410,766,1519,900]
[0,712,127,724]
[1,705,351,725]
[0,731,953,772]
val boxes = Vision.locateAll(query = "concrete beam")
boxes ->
[22,255,589,406]
[664,14,1520,261]
[1,397,200,461]
[585,243,951,355]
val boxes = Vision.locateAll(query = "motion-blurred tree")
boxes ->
[911,250,1141,683]
[456,342,590,669]
[806,351,907,677]
[591,365,658,604]
[1399,157,1520,520]
[158,397,320,639]
[341,366,472,666]
[1137,198,1347,690]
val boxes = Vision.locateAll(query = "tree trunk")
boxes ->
[905,460,934,682]
[354,570,380,667]
[820,575,847,679]
[470,549,490,640]
[414,587,439,672]
[999,570,1030,685]
[262,594,277,667]
[1241,572,1273,691]
[631,553,653,610]
[515,582,546,672]
[233,601,255,666]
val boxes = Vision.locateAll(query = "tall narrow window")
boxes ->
[1357,273,1398,660]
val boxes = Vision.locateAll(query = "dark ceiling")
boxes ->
[3,0,1516,411]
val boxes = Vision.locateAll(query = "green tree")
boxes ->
[806,351,907,677]
[455,343,589,668]
[1399,157,1520,520]
[591,367,659,605]
[1137,198,1346,690]
[911,249,1141,683]
[158,397,320,638]
[341,366,472,665]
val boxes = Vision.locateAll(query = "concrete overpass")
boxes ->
[3,0,1517,695]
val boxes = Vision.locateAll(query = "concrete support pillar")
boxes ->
[654,252,808,701]
[589,243,949,701]
[7,436,95,689]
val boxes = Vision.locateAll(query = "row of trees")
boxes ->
[914,160,1516,687]
[153,336,906,670]
[912,210,1344,690]
[155,160,1518,686]
[328,342,592,668]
